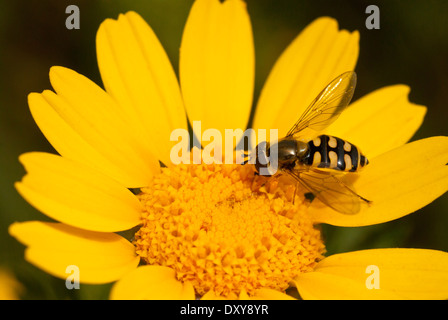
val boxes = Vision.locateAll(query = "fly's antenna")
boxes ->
[242,151,250,165]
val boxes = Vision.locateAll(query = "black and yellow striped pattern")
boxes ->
[305,135,368,172]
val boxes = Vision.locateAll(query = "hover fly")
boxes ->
[250,71,371,215]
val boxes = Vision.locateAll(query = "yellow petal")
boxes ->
[250,288,296,300]
[96,11,187,167]
[238,289,250,300]
[16,152,142,232]
[201,291,230,300]
[110,265,195,300]
[180,0,254,139]
[9,221,139,284]
[202,288,295,300]
[0,269,23,300]
[253,17,359,139]
[29,66,160,188]
[324,85,426,158]
[310,136,448,226]
[294,248,448,299]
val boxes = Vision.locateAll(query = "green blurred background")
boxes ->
[0,0,447,299]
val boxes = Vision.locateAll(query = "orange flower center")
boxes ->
[133,161,325,298]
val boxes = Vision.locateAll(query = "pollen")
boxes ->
[133,160,326,298]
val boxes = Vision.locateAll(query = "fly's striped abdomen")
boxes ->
[304,135,368,172]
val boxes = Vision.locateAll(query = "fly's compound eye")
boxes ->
[254,141,279,176]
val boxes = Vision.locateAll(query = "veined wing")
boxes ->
[286,71,357,137]
[287,168,370,215]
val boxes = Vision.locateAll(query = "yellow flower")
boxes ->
[9,0,448,299]
[0,268,23,300]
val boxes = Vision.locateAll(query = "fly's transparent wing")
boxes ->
[287,168,370,215]
[286,71,357,137]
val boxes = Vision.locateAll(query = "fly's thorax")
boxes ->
[304,135,369,172]
[275,138,309,168]
[296,140,310,159]
[254,138,305,176]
